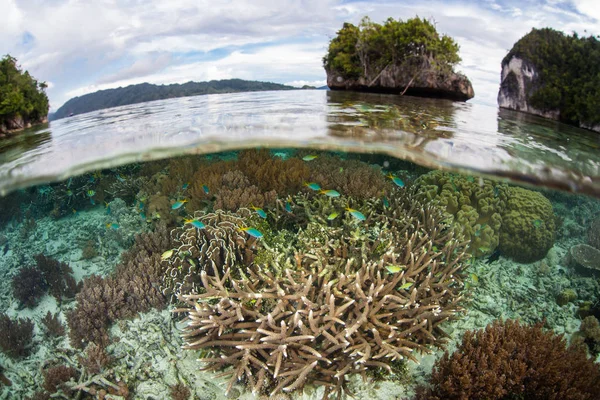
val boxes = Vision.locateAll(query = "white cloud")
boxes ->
[571,0,600,20]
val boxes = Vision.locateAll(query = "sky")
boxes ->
[1,0,599,110]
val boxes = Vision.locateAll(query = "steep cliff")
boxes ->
[324,17,474,102]
[498,28,600,133]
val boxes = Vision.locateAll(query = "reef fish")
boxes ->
[185,219,206,229]
[172,199,188,210]
[532,219,544,228]
[382,196,390,207]
[251,206,267,219]
[182,182,189,190]
[320,189,340,198]
[387,174,405,188]
[106,223,119,230]
[304,182,321,191]
[87,190,96,205]
[346,207,366,221]
[327,212,339,220]
[116,174,126,183]
[486,249,501,264]
[161,250,174,261]
[386,265,403,274]
[399,282,414,290]
[302,155,318,161]
[285,201,292,213]
[202,185,210,194]
[240,227,263,239]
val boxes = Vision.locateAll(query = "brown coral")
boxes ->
[416,319,600,400]
[11,266,47,308]
[41,312,65,338]
[0,313,34,359]
[34,254,80,302]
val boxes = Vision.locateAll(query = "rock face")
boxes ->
[0,116,47,136]
[326,61,474,102]
[498,56,600,133]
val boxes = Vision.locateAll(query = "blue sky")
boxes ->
[1,0,598,110]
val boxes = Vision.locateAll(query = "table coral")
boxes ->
[499,186,555,263]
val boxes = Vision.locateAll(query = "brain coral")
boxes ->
[414,171,509,257]
[499,186,555,263]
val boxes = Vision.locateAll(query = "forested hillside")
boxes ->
[52,79,295,120]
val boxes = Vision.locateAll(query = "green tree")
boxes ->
[0,55,49,129]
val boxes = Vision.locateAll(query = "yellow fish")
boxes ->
[386,265,403,273]
[302,155,318,161]
[161,250,174,261]
[399,282,413,290]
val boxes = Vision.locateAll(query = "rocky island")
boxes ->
[323,17,474,101]
[498,28,600,132]
[0,55,49,136]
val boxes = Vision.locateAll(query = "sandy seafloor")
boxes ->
[1,186,599,400]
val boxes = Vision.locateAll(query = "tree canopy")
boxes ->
[505,28,600,126]
[323,16,462,80]
[0,55,49,128]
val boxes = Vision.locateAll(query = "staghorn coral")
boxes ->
[0,313,34,359]
[416,319,600,400]
[175,188,469,398]
[498,186,555,263]
[213,170,277,211]
[162,208,260,299]
[414,170,509,257]
[11,266,47,308]
[67,223,174,348]
[238,149,310,194]
[79,342,112,374]
[35,254,80,302]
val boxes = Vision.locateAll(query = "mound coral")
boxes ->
[416,319,600,400]
[498,187,555,263]
[175,188,469,397]
[414,171,508,257]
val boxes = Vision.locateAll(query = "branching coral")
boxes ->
[67,223,174,348]
[416,319,600,400]
[0,313,34,359]
[175,188,469,398]
[34,254,80,303]
[11,266,47,308]
[41,312,65,338]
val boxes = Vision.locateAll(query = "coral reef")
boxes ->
[175,188,470,397]
[11,266,47,308]
[42,364,79,394]
[415,320,600,400]
[170,382,191,400]
[79,343,112,374]
[556,288,577,306]
[568,244,600,276]
[0,313,34,359]
[162,208,259,298]
[67,223,174,348]
[498,187,555,263]
[414,171,508,257]
[588,217,600,249]
[578,316,600,356]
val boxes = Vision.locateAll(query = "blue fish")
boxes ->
[251,206,267,219]
[382,196,390,207]
[116,174,126,183]
[185,218,206,229]
[346,207,366,221]
[387,173,405,188]
[172,199,188,210]
[304,182,321,191]
[202,185,209,194]
[240,227,263,239]
[285,201,292,213]
[182,182,189,190]
[320,189,340,198]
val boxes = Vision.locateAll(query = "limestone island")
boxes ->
[323,17,474,101]
[0,55,49,137]
[499,28,600,133]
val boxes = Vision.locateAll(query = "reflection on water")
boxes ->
[0,90,599,198]
[0,149,599,399]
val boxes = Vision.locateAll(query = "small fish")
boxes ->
[182,182,189,190]
[106,223,119,230]
[285,201,292,213]
[116,174,126,183]
[239,227,263,239]
[486,249,501,264]
[87,190,96,197]
[3,244,9,255]
[386,265,403,273]
[88,176,95,183]
[67,177,73,188]
[304,182,321,191]
[327,212,339,220]
[72,208,77,214]
[105,202,111,215]
[339,167,344,173]
[399,282,414,290]
[346,207,366,221]
[251,206,267,219]
[172,199,188,210]
[320,189,340,197]
[302,155,318,161]
[202,185,209,194]
[533,219,543,228]
[161,250,174,261]
[185,218,206,229]
[382,196,389,207]
[470,273,479,284]
[140,212,146,220]
[138,201,145,211]
[66,189,73,196]
[474,229,481,237]
[387,173,405,188]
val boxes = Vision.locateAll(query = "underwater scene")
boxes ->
[1,145,600,400]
